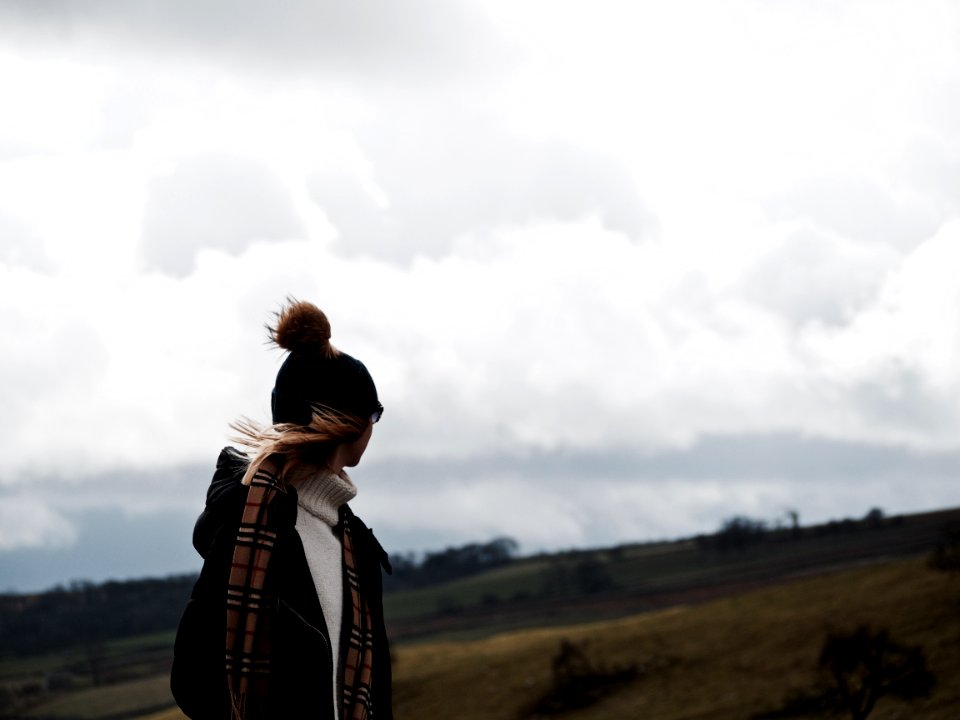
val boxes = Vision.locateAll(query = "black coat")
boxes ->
[171,447,394,719]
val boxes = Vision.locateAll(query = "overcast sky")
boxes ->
[1,0,959,592]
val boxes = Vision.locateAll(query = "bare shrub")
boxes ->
[753,624,935,720]
[524,639,638,716]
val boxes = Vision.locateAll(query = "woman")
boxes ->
[171,299,393,720]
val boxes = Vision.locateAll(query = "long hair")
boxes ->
[230,405,367,486]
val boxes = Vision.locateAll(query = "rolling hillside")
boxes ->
[3,506,958,719]
[136,556,959,720]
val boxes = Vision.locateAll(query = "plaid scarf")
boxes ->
[225,457,378,720]
[225,456,286,720]
[339,506,376,720]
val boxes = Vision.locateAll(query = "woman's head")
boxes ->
[269,299,380,427]
[231,299,382,482]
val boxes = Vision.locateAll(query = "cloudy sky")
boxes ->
[1,0,959,591]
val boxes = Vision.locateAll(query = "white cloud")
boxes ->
[739,227,900,327]
[0,49,112,159]
[319,108,653,261]
[799,220,960,448]
[142,154,306,275]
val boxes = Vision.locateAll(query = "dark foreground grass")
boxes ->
[21,674,174,720]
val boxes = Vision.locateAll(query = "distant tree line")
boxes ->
[698,508,897,552]
[0,538,522,656]
[0,537,522,656]
[384,536,519,591]
[0,575,197,656]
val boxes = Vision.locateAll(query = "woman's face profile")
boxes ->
[340,422,374,468]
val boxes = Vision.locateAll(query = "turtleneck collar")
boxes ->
[285,463,358,527]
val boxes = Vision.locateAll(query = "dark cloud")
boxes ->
[311,111,653,261]
[3,431,957,591]
[9,460,214,512]
[345,431,960,555]
[0,0,511,85]
[141,154,305,276]
[361,432,960,487]
[0,508,199,593]
[355,432,960,553]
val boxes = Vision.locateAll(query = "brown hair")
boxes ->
[230,406,366,486]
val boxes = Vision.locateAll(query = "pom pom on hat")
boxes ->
[269,298,379,426]
[269,299,337,358]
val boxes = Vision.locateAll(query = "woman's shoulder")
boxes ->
[343,507,393,575]
[192,447,250,557]
[204,446,249,503]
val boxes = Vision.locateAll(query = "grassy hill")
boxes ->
[385,557,960,720]
[11,556,959,720]
[4,506,958,719]
[382,506,960,642]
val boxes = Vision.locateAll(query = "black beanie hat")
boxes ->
[269,300,379,426]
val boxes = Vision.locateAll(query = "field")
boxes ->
[386,558,960,720]
[3,508,958,719]
[7,557,958,720]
